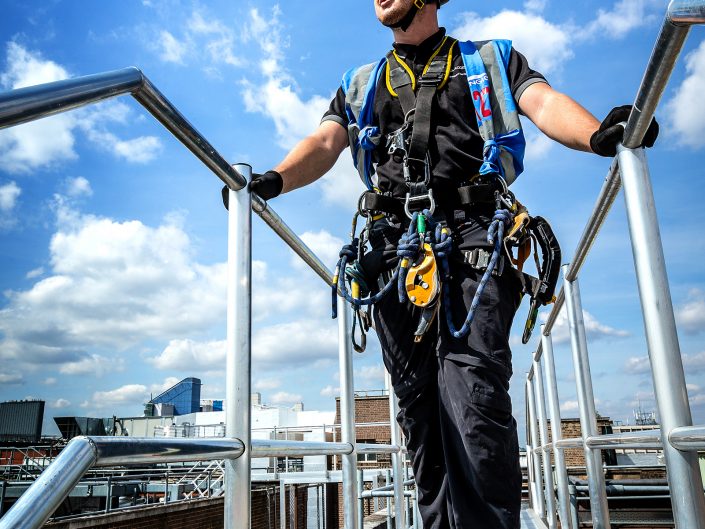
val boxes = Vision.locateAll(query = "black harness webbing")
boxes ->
[385,36,456,189]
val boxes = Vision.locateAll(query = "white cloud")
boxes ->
[542,308,629,344]
[624,351,705,374]
[355,364,386,390]
[524,0,547,12]
[624,355,650,374]
[320,385,340,398]
[91,384,149,409]
[26,267,45,279]
[49,398,71,409]
[157,30,188,64]
[150,319,338,373]
[0,372,24,384]
[253,319,338,368]
[666,41,705,148]
[255,377,281,390]
[580,0,660,40]
[0,181,21,211]
[150,338,226,371]
[64,177,93,198]
[270,391,303,405]
[43,377,57,385]
[0,44,162,172]
[522,120,554,161]
[0,201,227,370]
[560,400,579,413]
[318,157,366,211]
[451,11,573,75]
[240,7,331,151]
[185,11,243,68]
[296,230,345,271]
[81,128,162,164]
[59,354,123,377]
[676,288,705,333]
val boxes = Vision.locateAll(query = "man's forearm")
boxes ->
[274,121,348,193]
[520,83,600,153]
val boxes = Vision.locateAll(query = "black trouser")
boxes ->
[372,236,524,529]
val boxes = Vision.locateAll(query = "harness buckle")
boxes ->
[463,248,505,276]
[404,189,436,219]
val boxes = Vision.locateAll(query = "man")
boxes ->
[239,1,658,527]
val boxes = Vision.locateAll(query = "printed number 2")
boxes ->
[473,87,492,119]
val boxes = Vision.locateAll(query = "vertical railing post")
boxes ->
[280,480,286,529]
[385,470,393,529]
[617,146,705,528]
[541,329,574,529]
[562,265,610,529]
[533,357,557,529]
[357,470,365,529]
[526,375,545,518]
[386,372,406,529]
[226,163,252,529]
[338,297,359,529]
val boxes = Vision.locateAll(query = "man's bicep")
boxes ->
[314,119,349,155]
[517,82,555,125]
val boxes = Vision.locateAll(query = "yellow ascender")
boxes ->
[405,242,441,308]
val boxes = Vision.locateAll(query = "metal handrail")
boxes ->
[0,67,333,287]
[525,3,705,529]
[0,66,359,529]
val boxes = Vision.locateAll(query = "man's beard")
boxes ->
[378,0,414,28]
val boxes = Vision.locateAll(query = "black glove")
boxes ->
[590,105,659,157]
[221,170,283,210]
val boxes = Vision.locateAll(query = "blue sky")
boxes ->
[0,0,704,440]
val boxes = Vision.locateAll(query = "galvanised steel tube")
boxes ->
[533,357,558,529]
[92,437,245,466]
[526,376,546,518]
[623,19,689,149]
[541,325,577,529]
[250,440,353,458]
[668,0,705,24]
[670,425,705,450]
[339,297,359,529]
[0,68,245,190]
[584,431,662,450]
[386,372,406,529]
[225,164,252,529]
[554,438,584,450]
[540,330,573,529]
[356,444,401,454]
[563,266,610,529]
[134,79,244,190]
[0,437,97,529]
[0,67,143,128]
[617,145,705,528]
[251,194,333,285]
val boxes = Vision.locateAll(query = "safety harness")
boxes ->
[333,38,561,350]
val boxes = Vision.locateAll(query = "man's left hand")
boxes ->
[590,105,659,157]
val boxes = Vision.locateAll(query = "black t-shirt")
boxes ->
[322,28,547,204]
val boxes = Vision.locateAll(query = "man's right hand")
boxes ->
[221,170,284,210]
[590,105,659,157]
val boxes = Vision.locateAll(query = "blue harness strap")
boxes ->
[458,40,525,181]
[342,58,387,189]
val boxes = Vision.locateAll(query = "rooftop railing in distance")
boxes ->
[525,2,705,529]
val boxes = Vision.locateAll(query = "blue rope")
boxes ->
[437,208,513,339]
[333,205,513,341]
